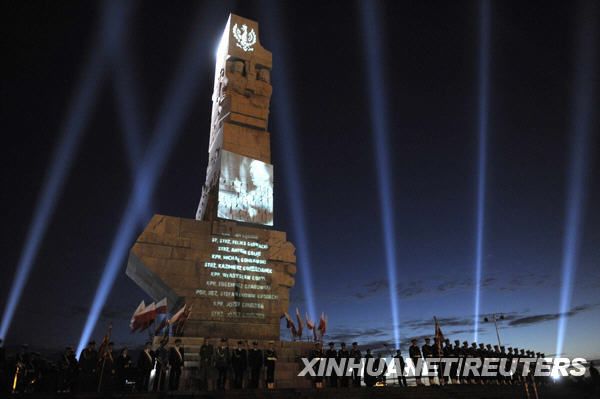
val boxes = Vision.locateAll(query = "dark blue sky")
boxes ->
[1,0,599,359]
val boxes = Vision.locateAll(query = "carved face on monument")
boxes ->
[257,68,270,83]
[231,60,244,76]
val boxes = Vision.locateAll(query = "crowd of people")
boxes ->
[1,336,598,394]
[0,337,279,394]
[308,337,553,388]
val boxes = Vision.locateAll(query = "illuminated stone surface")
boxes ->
[127,214,296,340]
[126,13,308,387]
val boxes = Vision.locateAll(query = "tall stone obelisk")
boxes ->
[126,14,298,342]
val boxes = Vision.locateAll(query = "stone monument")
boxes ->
[126,14,311,389]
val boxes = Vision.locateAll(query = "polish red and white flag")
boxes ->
[155,298,168,314]
[129,301,146,332]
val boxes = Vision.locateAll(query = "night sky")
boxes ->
[1,0,599,360]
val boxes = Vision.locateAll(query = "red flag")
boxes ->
[174,305,192,336]
[318,312,327,336]
[306,313,315,330]
[168,304,187,325]
[137,302,157,331]
[130,301,145,332]
[284,312,297,337]
[296,308,303,338]
[155,298,168,314]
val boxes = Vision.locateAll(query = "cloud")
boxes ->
[508,303,599,327]
[352,279,388,299]
[352,272,554,301]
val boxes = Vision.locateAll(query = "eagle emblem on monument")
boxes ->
[232,23,257,52]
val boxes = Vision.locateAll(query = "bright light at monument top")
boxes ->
[126,15,313,386]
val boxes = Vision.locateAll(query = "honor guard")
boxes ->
[499,346,508,384]
[506,347,514,385]
[136,342,154,392]
[364,349,376,387]
[98,342,116,392]
[338,343,350,387]
[198,339,213,390]
[58,346,77,393]
[215,339,230,390]
[451,340,461,384]
[264,341,277,389]
[325,342,338,388]
[409,339,423,385]
[440,339,452,385]
[79,341,98,392]
[460,341,471,384]
[247,341,263,389]
[168,339,184,391]
[349,342,362,387]
[310,342,325,388]
[422,337,434,358]
[394,349,407,387]
[231,341,247,389]
[114,348,132,392]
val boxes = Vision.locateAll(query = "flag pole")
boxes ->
[97,322,112,392]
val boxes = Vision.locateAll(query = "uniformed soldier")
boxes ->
[364,349,376,387]
[264,341,278,389]
[79,341,98,392]
[451,340,461,384]
[198,339,214,390]
[98,342,116,392]
[58,346,77,393]
[506,347,514,385]
[114,348,132,392]
[421,338,434,385]
[169,339,184,391]
[499,346,508,385]
[394,349,407,387]
[325,342,338,388]
[215,339,230,390]
[231,341,247,389]
[153,337,169,392]
[310,342,325,388]
[247,341,263,389]
[349,342,362,387]
[409,339,423,386]
[441,339,452,385]
[338,342,350,387]
[476,343,486,384]
[376,353,387,386]
[136,342,154,392]
[461,341,470,384]
[513,347,523,384]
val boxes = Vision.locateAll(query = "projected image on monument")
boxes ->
[218,150,274,226]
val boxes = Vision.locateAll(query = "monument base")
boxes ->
[152,337,314,390]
